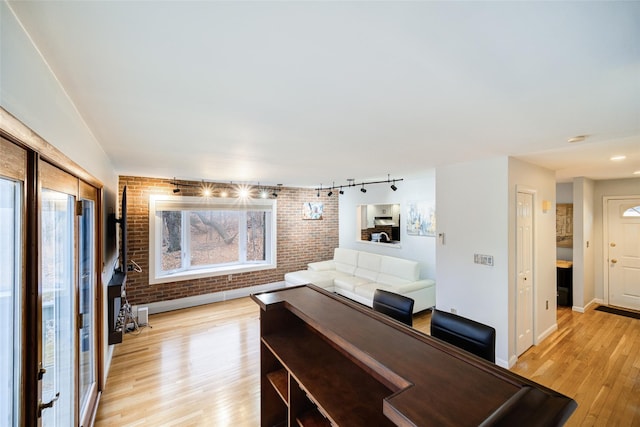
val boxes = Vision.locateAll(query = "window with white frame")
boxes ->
[149,195,277,284]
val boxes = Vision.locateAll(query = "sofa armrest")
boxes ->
[308,260,336,271]
[392,279,436,294]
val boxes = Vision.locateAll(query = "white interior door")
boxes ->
[608,198,640,311]
[516,192,534,356]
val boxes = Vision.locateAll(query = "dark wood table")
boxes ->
[252,285,576,427]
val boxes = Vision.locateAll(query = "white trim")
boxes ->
[501,356,514,369]
[572,298,601,313]
[536,323,558,344]
[145,281,286,314]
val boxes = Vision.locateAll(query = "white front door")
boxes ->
[608,198,640,311]
[516,192,534,356]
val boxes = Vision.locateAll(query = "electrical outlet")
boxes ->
[228,274,232,282]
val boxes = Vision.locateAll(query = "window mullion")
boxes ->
[239,211,247,263]
[183,210,190,269]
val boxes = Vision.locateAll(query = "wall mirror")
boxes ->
[357,204,401,244]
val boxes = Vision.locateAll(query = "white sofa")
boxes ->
[284,248,435,313]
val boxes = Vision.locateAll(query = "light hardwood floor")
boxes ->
[96,298,640,426]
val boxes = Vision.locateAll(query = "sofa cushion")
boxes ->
[283,270,336,290]
[378,256,420,283]
[354,252,382,281]
[334,275,372,292]
[334,247,359,275]
[353,282,393,301]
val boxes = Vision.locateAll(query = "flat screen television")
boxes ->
[116,185,128,274]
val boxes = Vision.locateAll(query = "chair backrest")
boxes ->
[430,309,496,363]
[373,289,414,326]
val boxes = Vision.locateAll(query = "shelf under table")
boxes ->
[263,324,396,427]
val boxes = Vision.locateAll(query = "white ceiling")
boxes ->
[7,1,640,187]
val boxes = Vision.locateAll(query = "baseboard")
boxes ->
[504,355,517,369]
[572,298,602,313]
[537,323,558,344]
[146,281,287,314]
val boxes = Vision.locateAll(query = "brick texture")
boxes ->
[118,176,338,305]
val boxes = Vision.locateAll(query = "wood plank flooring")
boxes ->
[95,298,640,426]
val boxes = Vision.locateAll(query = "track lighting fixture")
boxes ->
[168,179,284,200]
[314,175,402,195]
[389,175,398,191]
[271,183,282,198]
[327,182,335,197]
[172,178,181,194]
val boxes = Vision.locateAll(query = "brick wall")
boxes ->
[118,176,338,305]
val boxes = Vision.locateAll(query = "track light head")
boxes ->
[360,185,367,193]
[173,187,180,194]
[327,191,333,197]
[390,184,397,191]
[272,192,278,198]
[339,189,344,195]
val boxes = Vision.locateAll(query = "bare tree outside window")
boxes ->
[247,211,266,261]
[162,211,182,271]
[190,211,239,266]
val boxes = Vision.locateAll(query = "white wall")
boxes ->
[435,156,557,367]
[1,0,119,383]
[339,172,436,281]
[436,157,510,365]
[572,177,595,310]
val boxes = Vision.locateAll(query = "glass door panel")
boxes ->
[78,198,95,418]
[40,188,74,426]
[0,177,22,426]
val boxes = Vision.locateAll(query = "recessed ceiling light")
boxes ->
[610,155,626,161]
[567,135,587,143]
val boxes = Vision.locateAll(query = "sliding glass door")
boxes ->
[78,183,98,425]
[40,185,75,426]
[0,137,26,427]
[2,120,103,426]
[0,177,23,426]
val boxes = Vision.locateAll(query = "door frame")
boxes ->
[602,195,640,307]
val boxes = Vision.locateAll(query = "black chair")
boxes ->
[430,309,496,363]
[372,289,414,326]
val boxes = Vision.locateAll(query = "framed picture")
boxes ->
[556,203,573,248]
[303,202,324,220]
[406,201,436,236]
